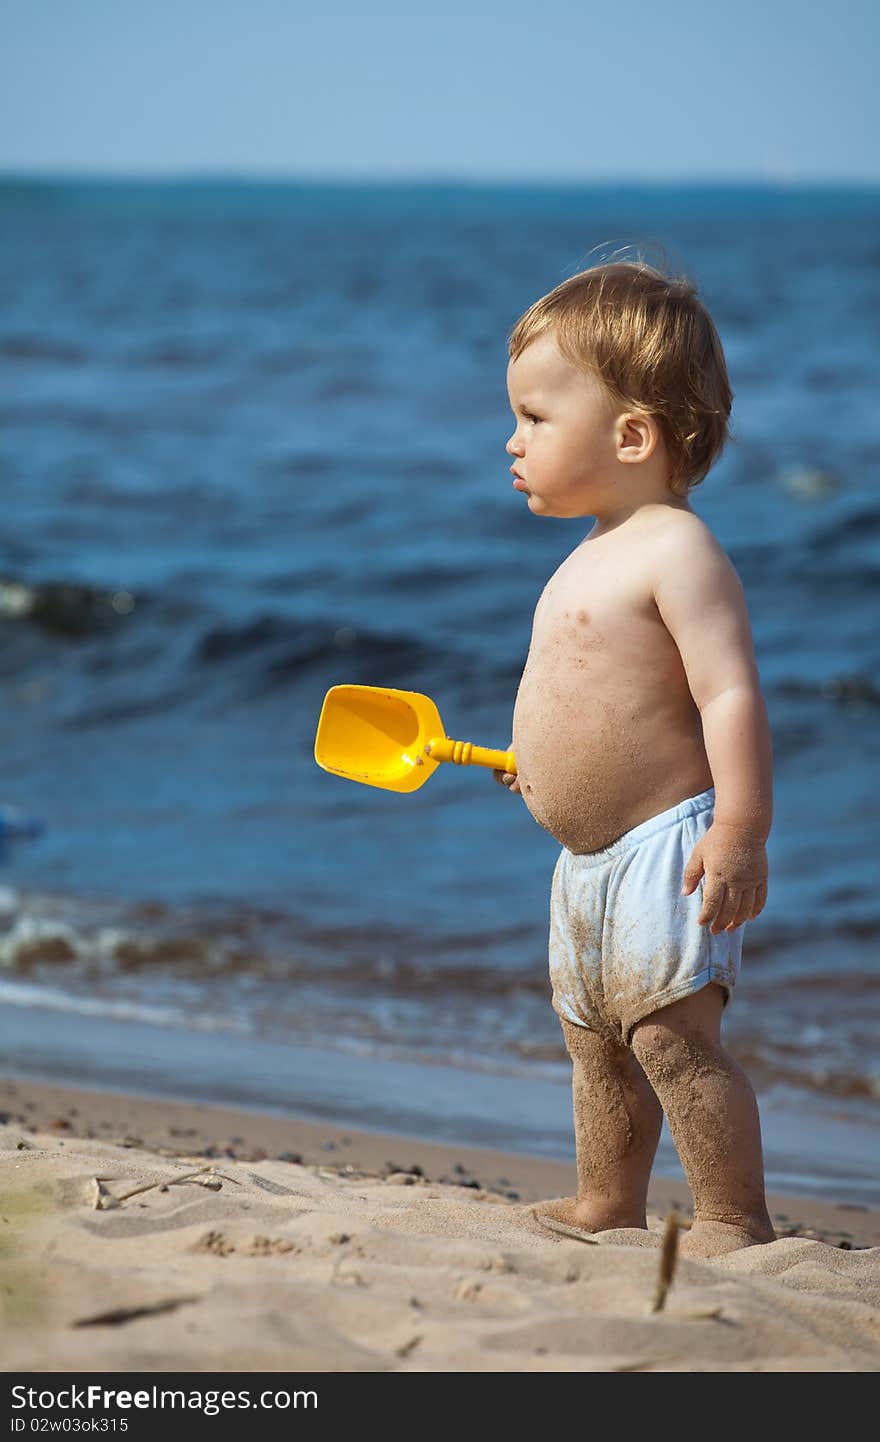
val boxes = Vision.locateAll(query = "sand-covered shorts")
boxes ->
[549,786,743,1047]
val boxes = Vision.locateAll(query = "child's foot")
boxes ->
[527,1195,647,1237]
[679,1219,776,1259]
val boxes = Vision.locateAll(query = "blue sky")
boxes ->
[2,0,877,183]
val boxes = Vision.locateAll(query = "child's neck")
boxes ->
[588,492,693,538]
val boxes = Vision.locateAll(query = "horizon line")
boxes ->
[0,167,879,192]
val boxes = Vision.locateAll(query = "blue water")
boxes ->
[0,178,878,1166]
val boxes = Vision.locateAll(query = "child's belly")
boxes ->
[511,633,713,855]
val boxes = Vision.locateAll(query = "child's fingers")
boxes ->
[712,876,738,934]
[698,878,727,928]
[711,886,742,934]
[753,882,768,918]
[726,887,756,930]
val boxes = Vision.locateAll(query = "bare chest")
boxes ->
[510,527,712,853]
[524,541,677,687]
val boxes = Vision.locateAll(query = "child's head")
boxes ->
[507,260,732,499]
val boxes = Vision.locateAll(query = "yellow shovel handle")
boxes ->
[425,737,517,774]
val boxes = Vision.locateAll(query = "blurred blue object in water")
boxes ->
[0,804,46,858]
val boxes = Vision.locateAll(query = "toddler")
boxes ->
[496,259,775,1257]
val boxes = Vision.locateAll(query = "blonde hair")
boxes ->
[507,259,733,495]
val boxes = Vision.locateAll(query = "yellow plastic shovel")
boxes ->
[314,684,517,793]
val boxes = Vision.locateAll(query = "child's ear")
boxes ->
[617,412,659,464]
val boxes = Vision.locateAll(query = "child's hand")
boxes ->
[493,748,521,794]
[681,821,768,934]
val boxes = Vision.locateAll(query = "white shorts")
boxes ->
[549,786,743,1047]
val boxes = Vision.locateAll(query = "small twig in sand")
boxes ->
[91,1166,237,1210]
[72,1295,201,1328]
[649,1210,681,1314]
[610,1356,675,1372]
[530,1214,599,1245]
[246,1171,298,1197]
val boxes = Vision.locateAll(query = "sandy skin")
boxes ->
[530,983,776,1258]
[502,328,776,1261]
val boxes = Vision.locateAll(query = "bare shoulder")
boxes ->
[646,508,741,594]
[649,506,727,554]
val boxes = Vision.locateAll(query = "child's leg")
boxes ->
[531,1016,664,1232]
[629,981,775,1256]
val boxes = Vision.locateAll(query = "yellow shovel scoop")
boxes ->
[314,684,517,794]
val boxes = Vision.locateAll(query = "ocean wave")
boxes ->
[0,901,543,990]
[774,673,880,707]
[0,335,87,364]
[0,977,242,1034]
[0,577,137,637]
[193,614,434,688]
[733,1041,880,1102]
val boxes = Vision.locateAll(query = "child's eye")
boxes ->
[525,413,541,424]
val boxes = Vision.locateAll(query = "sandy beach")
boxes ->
[2,1073,879,1373]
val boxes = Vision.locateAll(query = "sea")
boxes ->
[0,177,878,1201]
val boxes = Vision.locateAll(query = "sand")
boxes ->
[2,1075,879,1373]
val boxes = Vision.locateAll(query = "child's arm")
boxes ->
[653,527,772,936]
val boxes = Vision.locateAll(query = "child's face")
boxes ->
[505,332,622,519]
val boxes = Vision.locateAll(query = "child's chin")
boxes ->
[528,495,561,516]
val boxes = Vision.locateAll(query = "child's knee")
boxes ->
[629,1028,682,1095]
[631,1026,718,1103]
